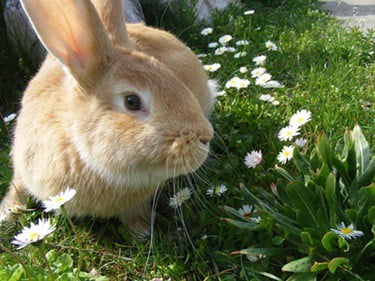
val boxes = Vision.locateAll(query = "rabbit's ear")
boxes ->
[21,0,113,80]
[91,0,133,49]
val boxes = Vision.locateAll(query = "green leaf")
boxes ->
[300,232,314,246]
[233,247,293,256]
[314,164,330,187]
[311,261,329,272]
[356,159,375,188]
[46,249,59,263]
[338,237,350,252]
[274,165,295,182]
[316,134,332,168]
[282,256,314,273]
[293,147,311,175]
[322,231,338,252]
[54,254,73,273]
[259,272,283,281]
[368,206,375,224]
[221,218,255,230]
[353,125,370,177]
[344,209,357,222]
[272,236,285,245]
[327,257,349,273]
[8,265,23,281]
[325,173,336,207]
[286,272,317,281]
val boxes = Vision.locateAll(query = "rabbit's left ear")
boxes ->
[91,0,133,50]
[21,0,113,81]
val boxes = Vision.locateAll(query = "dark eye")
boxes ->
[124,94,141,111]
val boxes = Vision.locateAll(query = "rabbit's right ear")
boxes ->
[21,0,113,81]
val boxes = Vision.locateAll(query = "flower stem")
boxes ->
[37,242,55,281]
[0,243,33,281]
[60,206,83,275]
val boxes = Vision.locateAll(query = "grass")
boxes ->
[0,0,374,280]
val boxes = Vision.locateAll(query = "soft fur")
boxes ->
[0,0,214,233]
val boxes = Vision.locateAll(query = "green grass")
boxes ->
[0,0,374,280]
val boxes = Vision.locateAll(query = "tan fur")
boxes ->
[0,0,214,234]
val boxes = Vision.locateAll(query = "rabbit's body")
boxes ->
[1,0,214,233]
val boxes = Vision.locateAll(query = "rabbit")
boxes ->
[0,0,215,235]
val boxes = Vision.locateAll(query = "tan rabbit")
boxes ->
[0,0,215,234]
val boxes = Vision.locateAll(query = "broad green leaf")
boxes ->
[274,165,295,182]
[341,127,354,162]
[314,164,330,187]
[344,209,357,223]
[233,247,293,256]
[311,261,329,272]
[223,205,249,221]
[325,173,336,207]
[282,256,314,273]
[356,184,375,220]
[221,218,255,230]
[356,159,375,188]
[353,125,370,177]
[338,237,350,252]
[316,134,332,168]
[300,232,314,246]
[46,249,58,263]
[322,231,338,252]
[368,206,375,224]
[259,272,283,281]
[327,257,349,273]
[286,272,317,281]
[332,157,351,187]
[8,265,23,281]
[54,254,73,273]
[293,147,311,175]
[272,236,285,245]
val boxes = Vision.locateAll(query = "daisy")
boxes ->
[234,51,247,58]
[289,110,312,127]
[236,40,250,46]
[225,77,250,89]
[206,185,228,197]
[331,222,364,240]
[196,53,207,58]
[259,94,275,102]
[218,34,233,45]
[238,205,256,218]
[226,47,237,53]
[265,40,278,51]
[255,73,272,86]
[277,145,295,164]
[295,138,307,147]
[214,47,228,55]
[169,187,192,209]
[204,63,221,72]
[244,150,262,168]
[278,126,300,141]
[4,113,16,123]
[272,100,280,106]
[251,67,266,78]
[239,66,248,73]
[43,187,76,212]
[252,55,266,66]
[264,80,283,88]
[208,42,218,48]
[244,10,255,15]
[201,27,213,36]
[12,218,56,249]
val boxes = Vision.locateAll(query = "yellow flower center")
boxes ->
[283,151,291,157]
[215,187,221,193]
[341,227,353,235]
[297,117,305,123]
[54,197,64,203]
[177,195,186,202]
[28,232,41,242]
[286,131,292,136]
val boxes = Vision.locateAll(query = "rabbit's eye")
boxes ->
[124,94,141,111]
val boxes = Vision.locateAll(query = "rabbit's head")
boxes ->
[21,0,213,188]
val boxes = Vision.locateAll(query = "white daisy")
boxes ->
[239,66,248,73]
[43,187,76,212]
[238,205,256,218]
[226,47,237,53]
[201,27,213,36]
[277,145,295,164]
[196,53,207,58]
[236,40,250,46]
[252,216,261,223]
[244,150,262,168]
[12,218,56,249]
[264,80,283,88]
[278,126,300,141]
[295,138,307,147]
[244,10,255,15]
[331,222,364,240]
[247,254,266,262]
[208,42,219,48]
[234,51,247,58]
[4,113,16,123]
[251,67,267,78]
[169,188,192,209]
[214,47,228,56]
[218,35,233,45]
[289,110,312,127]
[259,94,275,102]
[255,73,272,86]
[225,77,251,89]
[206,185,228,197]
[204,63,221,72]
[252,55,266,66]
[265,40,278,51]
[272,100,280,106]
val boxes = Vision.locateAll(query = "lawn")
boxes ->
[0,0,374,280]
